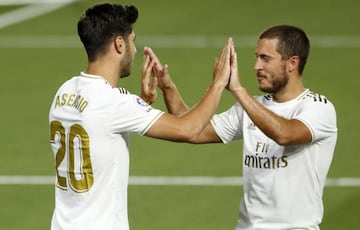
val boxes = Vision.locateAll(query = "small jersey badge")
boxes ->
[135,97,153,112]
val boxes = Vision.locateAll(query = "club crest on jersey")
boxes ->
[135,97,152,112]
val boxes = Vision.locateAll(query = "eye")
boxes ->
[260,55,271,62]
[256,54,271,62]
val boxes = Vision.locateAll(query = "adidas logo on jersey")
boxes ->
[118,87,130,94]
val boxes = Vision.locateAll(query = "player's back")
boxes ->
[49,73,131,230]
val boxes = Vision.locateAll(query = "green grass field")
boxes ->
[0,0,359,229]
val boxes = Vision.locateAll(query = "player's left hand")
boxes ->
[227,39,243,93]
[144,46,175,92]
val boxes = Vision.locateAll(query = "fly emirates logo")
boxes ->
[244,142,288,169]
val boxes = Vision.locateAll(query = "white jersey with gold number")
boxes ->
[211,89,337,230]
[49,72,163,230]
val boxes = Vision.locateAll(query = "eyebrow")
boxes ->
[255,53,272,58]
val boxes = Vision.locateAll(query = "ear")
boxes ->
[287,56,300,73]
[114,36,125,54]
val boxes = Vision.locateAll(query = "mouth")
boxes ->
[256,73,266,82]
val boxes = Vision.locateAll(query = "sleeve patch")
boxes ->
[135,97,153,112]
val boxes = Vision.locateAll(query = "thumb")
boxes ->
[163,64,169,75]
[152,76,158,90]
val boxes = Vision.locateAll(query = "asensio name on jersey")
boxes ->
[54,93,89,113]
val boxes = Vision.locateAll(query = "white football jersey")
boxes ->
[49,72,164,230]
[211,89,337,230]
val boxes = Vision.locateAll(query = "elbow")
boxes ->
[273,137,291,146]
[177,126,203,143]
[270,130,293,146]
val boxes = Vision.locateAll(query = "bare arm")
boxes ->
[144,39,232,143]
[154,64,190,116]
[227,42,312,146]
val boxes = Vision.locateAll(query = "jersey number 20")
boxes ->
[50,120,94,193]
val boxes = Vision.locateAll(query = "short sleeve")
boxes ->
[295,98,337,142]
[110,94,164,135]
[211,102,244,143]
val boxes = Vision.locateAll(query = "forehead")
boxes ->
[255,38,280,56]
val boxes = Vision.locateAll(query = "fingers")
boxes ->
[144,46,162,72]
[142,53,157,96]
[141,52,158,104]
[142,54,155,80]
[144,46,166,83]
[213,38,232,87]
[161,64,169,77]
[230,39,238,74]
[228,39,242,92]
[215,38,230,65]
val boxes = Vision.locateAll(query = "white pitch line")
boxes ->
[0,0,76,29]
[0,35,360,48]
[0,176,359,187]
[0,0,74,5]
[129,176,244,186]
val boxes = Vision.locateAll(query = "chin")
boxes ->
[120,72,131,78]
[259,86,272,94]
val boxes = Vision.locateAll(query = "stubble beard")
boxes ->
[119,45,133,78]
[258,67,289,94]
[259,75,288,94]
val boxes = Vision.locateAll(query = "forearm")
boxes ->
[231,87,292,145]
[161,82,190,116]
[181,83,224,138]
[146,82,224,143]
[177,82,224,142]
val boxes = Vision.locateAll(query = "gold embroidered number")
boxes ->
[50,121,94,193]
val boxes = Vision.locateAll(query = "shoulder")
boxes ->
[254,94,273,105]
[300,90,332,104]
[296,90,337,129]
[117,87,130,95]
[299,90,336,112]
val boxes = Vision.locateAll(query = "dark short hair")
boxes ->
[77,3,138,61]
[259,25,310,75]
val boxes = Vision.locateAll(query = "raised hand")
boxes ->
[143,46,189,115]
[141,50,158,104]
[143,46,174,91]
[212,38,232,88]
[228,39,242,93]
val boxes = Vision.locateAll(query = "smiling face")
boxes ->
[254,38,289,94]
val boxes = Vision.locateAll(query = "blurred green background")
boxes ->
[0,0,359,229]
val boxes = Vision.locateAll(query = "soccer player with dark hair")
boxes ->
[49,3,232,229]
[145,24,337,230]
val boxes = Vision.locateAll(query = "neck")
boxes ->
[85,59,120,88]
[272,77,305,103]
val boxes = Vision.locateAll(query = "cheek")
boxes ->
[132,43,137,55]
[271,62,286,75]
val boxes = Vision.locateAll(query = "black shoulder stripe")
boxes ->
[118,87,130,95]
[304,91,328,104]
[264,94,272,101]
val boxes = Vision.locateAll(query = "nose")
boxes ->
[254,58,263,71]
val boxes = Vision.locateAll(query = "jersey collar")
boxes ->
[79,72,111,85]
